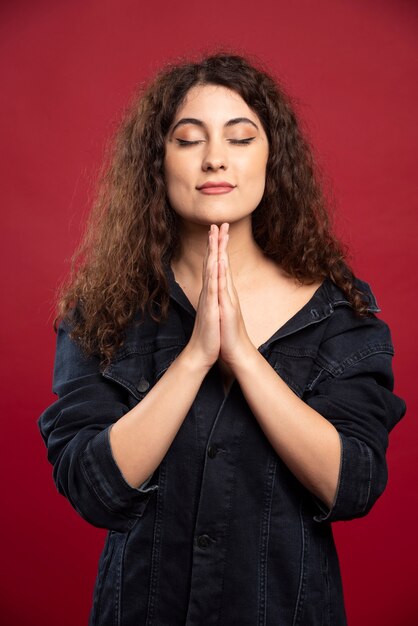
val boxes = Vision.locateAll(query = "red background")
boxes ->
[1,1,417,624]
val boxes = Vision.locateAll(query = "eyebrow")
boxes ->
[170,117,259,134]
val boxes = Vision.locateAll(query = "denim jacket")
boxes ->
[38,266,406,626]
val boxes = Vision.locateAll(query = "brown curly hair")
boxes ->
[55,51,369,368]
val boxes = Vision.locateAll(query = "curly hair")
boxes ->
[56,51,370,368]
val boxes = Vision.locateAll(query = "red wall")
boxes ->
[1,1,416,624]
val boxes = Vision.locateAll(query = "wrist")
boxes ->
[180,344,214,376]
[223,337,259,374]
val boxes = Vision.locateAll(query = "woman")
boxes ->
[38,52,406,625]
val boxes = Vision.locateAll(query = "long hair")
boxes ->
[56,51,369,368]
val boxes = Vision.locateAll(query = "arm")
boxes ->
[109,346,209,488]
[109,227,221,488]
[229,344,341,509]
[215,224,339,508]
[38,228,220,530]
[215,223,405,520]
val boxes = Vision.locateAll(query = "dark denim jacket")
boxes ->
[38,266,406,626]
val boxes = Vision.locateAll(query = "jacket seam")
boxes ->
[217,420,246,626]
[361,442,373,514]
[324,343,394,378]
[110,340,185,361]
[146,458,166,626]
[79,449,135,522]
[292,497,307,625]
[92,531,116,624]
[103,356,179,402]
[257,456,277,626]
[313,432,344,522]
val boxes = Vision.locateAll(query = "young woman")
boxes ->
[38,53,406,625]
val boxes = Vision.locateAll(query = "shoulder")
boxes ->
[314,276,395,373]
[52,303,185,396]
[322,275,380,314]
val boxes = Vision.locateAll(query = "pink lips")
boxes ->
[197,181,236,195]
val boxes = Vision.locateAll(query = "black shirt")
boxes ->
[38,266,406,625]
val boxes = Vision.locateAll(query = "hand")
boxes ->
[185,224,221,369]
[216,223,253,367]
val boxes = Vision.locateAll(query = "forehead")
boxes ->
[174,84,257,122]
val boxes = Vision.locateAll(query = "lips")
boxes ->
[197,181,235,190]
[197,181,236,195]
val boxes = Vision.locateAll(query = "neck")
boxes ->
[171,217,266,288]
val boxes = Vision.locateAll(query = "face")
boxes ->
[163,84,269,229]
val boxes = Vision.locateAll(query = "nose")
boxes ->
[202,138,228,171]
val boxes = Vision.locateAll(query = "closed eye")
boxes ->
[176,139,203,146]
[229,138,256,145]
[175,137,256,147]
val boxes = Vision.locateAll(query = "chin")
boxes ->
[200,214,237,224]
[175,208,254,229]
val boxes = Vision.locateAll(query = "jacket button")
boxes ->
[137,376,150,393]
[196,534,212,549]
[207,445,218,458]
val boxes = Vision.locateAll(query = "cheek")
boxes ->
[163,153,176,184]
[242,153,268,203]
[164,155,190,188]
[241,145,268,174]
[245,154,267,187]
[163,160,194,213]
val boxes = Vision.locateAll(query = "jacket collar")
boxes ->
[268,276,379,345]
[165,262,197,319]
[164,262,380,349]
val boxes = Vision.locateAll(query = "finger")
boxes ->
[219,230,229,262]
[208,234,218,300]
[198,227,214,311]
[203,225,213,276]
[202,228,218,309]
[205,227,217,285]
[211,223,219,253]
[218,226,232,287]
[221,222,229,237]
[222,223,229,246]
[218,257,233,307]
[209,223,219,279]
[224,246,235,300]
[217,229,235,310]
[218,224,228,266]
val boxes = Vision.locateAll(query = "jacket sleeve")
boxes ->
[37,320,158,532]
[305,318,406,523]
